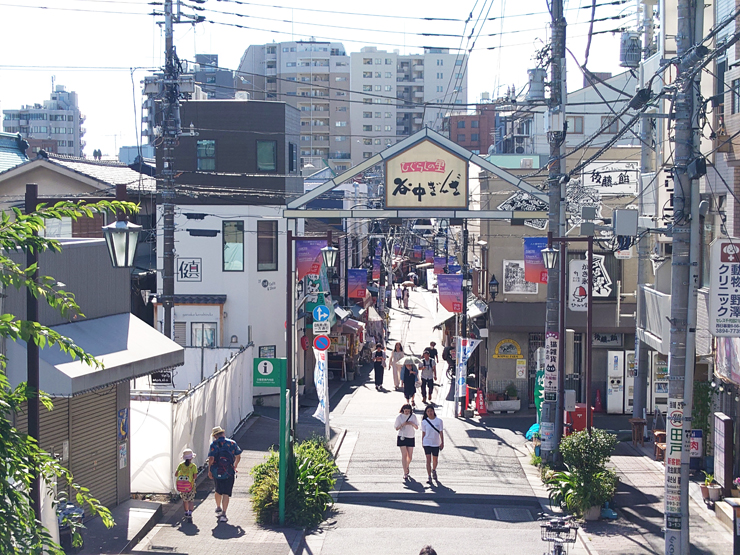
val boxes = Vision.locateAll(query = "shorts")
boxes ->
[397,436,416,447]
[180,489,196,502]
[423,446,440,457]
[214,476,235,496]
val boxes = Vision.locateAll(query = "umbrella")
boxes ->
[402,281,415,287]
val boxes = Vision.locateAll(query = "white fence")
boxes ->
[130,346,254,493]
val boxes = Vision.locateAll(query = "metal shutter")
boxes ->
[70,387,118,507]
[174,321,187,346]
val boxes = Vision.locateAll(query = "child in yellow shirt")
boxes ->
[175,448,198,521]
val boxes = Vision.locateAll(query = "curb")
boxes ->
[121,503,163,554]
[331,428,348,459]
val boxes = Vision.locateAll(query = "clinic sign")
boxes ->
[709,239,740,336]
[385,139,468,209]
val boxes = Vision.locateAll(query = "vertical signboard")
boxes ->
[455,337,481,397]
[295,239,326,281]
[569,259,588,312]
[425,249,434,263]
[313,348,328,424]
[543,331,559,402]
[434,256,446,275]
[709,239,740,336]
[523,237,549,284]
[664,397,683,531]
[437,274,463,313]
[347,268,368,299]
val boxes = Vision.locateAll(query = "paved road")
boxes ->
[304,289,585,555]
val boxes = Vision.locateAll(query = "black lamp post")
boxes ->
[321,244,338,276]
[488,274,500,301]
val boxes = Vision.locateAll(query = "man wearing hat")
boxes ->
[207,426,242,522]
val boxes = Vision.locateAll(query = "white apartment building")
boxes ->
[2,85,85,157]
[238,42,468,171]
[238,41,352,172]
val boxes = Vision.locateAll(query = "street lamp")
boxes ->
[321,244,338,275]
[488,274,500,301]
[540,244,559,270]
[102,218,142,268]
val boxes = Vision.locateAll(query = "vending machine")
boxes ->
[624,350,636,412]
[651,352,669,415]
[606,350,625,414]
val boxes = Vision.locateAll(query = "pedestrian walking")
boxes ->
[175,448,198,522]
[395,284,403,307]
[421,405,444,483]
[373,343,386,391]
[419,350,437,404]
[403,286,410,309]
[394,403,419,481]
[426,341,439,363]
[207,426,242,523]
[401,357,419,407]
[390,342,406,390]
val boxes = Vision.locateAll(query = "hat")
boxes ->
[404,357,416,365]
[182,448,195,460]
[211,426,226,437]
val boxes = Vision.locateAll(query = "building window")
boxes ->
[335,136,346,141]
[566,116,584,133]
[336,106,347,112]
[385,58,392,65]
[375,112,381,118]
[363,85,372,91]
[335,121,347,127]
[384,85,392,91]
[192,323,217,347]
[336,92,346,96]
[374,85,381,91]
[363,125,372,132]
[457,121,465,128]
[375,72,381,78]
[437,72,443,79]
[363,58,372,65]
[436,86,443,92]
[374,138,381,145]
[732,79,740,114]
[223,221,244,272]
[374,125,381,131]
[196,139,216,170]
[437,59,444,66]
[601,116,619,134]
[457,134,465,142]
[385,139,393,145]
[363,152,372,159]
[385,112,392,118]
[384,125,392,131]
[471,120,479,128]
[289,142,297,172]
[257,220,278,271]
[363,98,372,104]
[363,111,372,118]
[471,133,479,141]
[455,59,463,65]
[257,140,277,171]
[363,138,372,145]
[385,72,392,78]
[363,71,372,78]
[335,77,347,81]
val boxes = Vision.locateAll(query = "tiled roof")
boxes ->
[46,154,156,193]
[171,294,227,305]
[0,132,29,173]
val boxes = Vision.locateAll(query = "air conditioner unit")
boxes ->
[235,91,250,100]
[520,158,534,169]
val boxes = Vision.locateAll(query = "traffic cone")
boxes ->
[594,389,604,413]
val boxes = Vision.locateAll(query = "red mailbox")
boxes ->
[564,403,594,436]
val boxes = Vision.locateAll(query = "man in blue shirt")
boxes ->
[207,426,242,523]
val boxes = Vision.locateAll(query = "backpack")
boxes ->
[176,474,193,492]
[442,346,452,362]
[213,440,235,480]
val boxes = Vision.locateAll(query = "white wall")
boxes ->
[155,204,287,359]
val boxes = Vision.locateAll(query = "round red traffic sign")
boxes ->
[313,335,331,351]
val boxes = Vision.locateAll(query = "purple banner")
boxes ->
[372,257,381,280]
[433,256,446,275]
[437,274,463,313]
[523,237,549,284]
[348,268,367,299]
[413,245,423,259]
[425,249,434,263]
[394,243,401,256]
[448,263,461,274]
[295,239,326,281]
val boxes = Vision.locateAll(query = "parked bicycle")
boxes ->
[540,515,578,555]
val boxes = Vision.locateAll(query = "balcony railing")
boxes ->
[329,152,351,159]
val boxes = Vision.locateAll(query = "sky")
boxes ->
[0,0,636,157]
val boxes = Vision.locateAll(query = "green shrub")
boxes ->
[559,428,618,473]
[545,466,618,516]
[530,453,542,467]
[250,436,338,527]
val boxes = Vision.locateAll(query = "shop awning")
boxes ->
[432,295,488,330]
[342,318,365,334]
[7,313,184,397]
[334,306,350,321]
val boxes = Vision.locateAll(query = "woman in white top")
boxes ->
[421,405,444,483]
[394,403,419,481]
[390,342,406,390]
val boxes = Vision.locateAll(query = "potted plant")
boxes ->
[701,471,722,502]
[505,383,519,400]
[733,477,740,498]
[298,377,305,396]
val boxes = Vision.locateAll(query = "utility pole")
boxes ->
[160,0,180,339]
[666,0,702,550]
[632,0,656,427]
[541,0,567,463]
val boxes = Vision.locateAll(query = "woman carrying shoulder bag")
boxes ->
[394,403,419,481]
[421,405,444,483]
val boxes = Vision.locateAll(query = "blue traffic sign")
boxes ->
[313,305,330,322]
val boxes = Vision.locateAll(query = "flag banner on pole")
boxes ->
[414,245,423,259]
[437,274,463,312]
[312,348,328,424]
[372,256,381,280]
[523,237,549,284]
[433,256,446,275]
[425,249,434,263]
[295,239,326,281]
[455,337,481,397]
[348,268,368,298]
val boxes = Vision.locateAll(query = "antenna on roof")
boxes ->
[51,75,55,93]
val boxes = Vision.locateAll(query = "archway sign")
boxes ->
[285,127,548,218]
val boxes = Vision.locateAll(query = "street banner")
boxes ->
[523,237,549,284]
[347,268,367,299]
[664,397,684,531]
[591,254,612,297]
[437,274,463,313]
[312,348,328,424]
[372,256,381,280]
[455,337,481,397]
[709,238,740,336]
[295,239,326,281]
[433,256,446,275]
[413,245,423,259]
[448,263,461,274]
[425,249,434,263]
[305,263,334,330]
[569,260,588,312]
[543,331,559,401]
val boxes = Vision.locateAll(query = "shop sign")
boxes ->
[664,397,684,530]
[176,257,202,282]
[569,260,588,312]
[516,359,527,379]
[150,371,172,385]
[523,237,549,284]
[437,274,463,313]
[715,337,740,385]
[492,338,523,359]
[385,139,468,209]
[534,348,545,421]
[709,239,740,336]
[543,332,559,401]
[582,161,639,195]
[690,429,702,458]
[593,333,623,347]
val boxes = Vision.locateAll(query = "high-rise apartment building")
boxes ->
[238,41,352,172]
[238,42,467,171]
[2,85,86,157]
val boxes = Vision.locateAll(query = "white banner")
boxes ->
[313,348,328,424]
[664,397,684,531]
[569,259,588,312]
[455,337,482,397]
[709,239,740,336]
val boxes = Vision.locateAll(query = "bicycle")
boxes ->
[540,515,578,555]
[445,362,455,382]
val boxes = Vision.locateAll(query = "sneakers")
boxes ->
[218,514,228,523]
[427,475,433,483]
[215,507,223,514]
[432,470,438,481]
[422,397,427,404]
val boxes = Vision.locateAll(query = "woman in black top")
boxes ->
[373,343,386,391]
[402,357,419,407]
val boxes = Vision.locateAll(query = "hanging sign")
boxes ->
[385,139,468,209]
[425,249,434,263]
[437,274,463,313]
[523,237,549,284]
[347,268,368,299]
[709,239,740,336]
[582,161,639,196]
[569,260,588,312]
[295,239,326,281]
[592,254,612,297]
[543,331,559,401]
[433,256,446,275]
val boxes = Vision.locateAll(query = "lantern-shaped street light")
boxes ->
[321,244,338,276]
[540,244,559,270]
[488,274,500,301]
[102,217,142,268]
